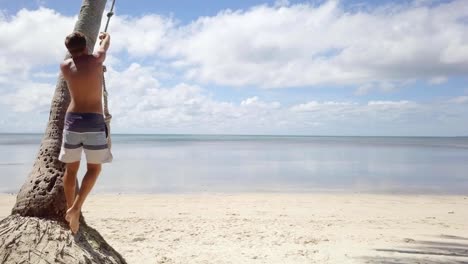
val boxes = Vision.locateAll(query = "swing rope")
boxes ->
[102,0,116,148]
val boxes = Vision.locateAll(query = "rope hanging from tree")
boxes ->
[102,0,115,148]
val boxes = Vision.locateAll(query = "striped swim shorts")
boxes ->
[58,112,113,164]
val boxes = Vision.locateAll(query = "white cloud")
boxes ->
[355,84,373,95]
[367,100,417,108]
[0,8,74,68]
[290,100,423,127]
[291,101,356,112]
[106,14,174,57]
[240,96,280,109]
[274,0,290,8]
[0,82,54,112]
[429,76,448,85]
[140,0,468,88]
[450,96,468,104]
[2,2,468,90]
[103,64,235,131]
[32,71,59,79]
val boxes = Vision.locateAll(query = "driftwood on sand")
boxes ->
[0,0,126,263]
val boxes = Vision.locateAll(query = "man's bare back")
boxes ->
[61,55,104,113]
[61,32,110,114]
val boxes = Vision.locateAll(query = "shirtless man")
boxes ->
[58,32,113,234]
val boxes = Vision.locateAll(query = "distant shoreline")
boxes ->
[0,133,467,138]
[2,188,468,196]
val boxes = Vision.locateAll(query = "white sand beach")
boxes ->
[1,193,467,263]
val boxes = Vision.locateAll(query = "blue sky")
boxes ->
[0,0,467,135]
[2,0,455,19]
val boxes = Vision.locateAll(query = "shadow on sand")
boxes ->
[361,235,468,264]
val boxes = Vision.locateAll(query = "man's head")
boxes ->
[65,32,87,57]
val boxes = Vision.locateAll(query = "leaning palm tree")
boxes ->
[0,1,126,263]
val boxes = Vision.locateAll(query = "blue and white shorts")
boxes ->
[58,112,113,164]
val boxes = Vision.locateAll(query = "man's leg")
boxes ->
[63,161,80,210]
[66,163,102,234]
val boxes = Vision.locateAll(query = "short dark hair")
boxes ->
[65,32,87,56]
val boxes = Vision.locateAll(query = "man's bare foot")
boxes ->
[65,207,80,234]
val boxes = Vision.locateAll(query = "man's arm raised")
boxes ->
[95,32,110,63]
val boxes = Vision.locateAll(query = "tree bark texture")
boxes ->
[0,215,126,263]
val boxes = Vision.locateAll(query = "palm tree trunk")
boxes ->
[0,1,126,263]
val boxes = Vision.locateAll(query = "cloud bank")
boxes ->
[0,1,467,136]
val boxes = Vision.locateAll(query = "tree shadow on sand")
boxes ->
[361,235,468,264]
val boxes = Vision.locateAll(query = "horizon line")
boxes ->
[0,132,466,138]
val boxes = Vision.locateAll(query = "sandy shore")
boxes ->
[1,193,467,263]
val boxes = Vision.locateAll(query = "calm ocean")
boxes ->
[1,134,467,194]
